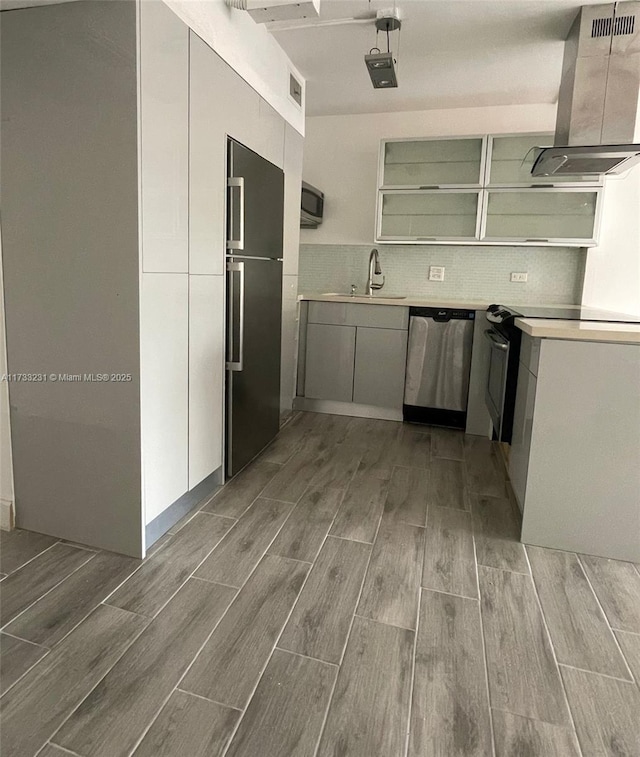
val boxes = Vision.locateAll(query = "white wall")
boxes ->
[300,103,558,246]
[164,0,305,135]
[582,167,640,316]
[0,232,15,529]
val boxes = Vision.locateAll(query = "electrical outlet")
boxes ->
[429,266,445,282]
[511,272,528,283]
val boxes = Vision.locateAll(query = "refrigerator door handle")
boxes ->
[226,260,245,372]
[226,177,245,251]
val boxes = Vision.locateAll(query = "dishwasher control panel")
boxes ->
[410,307,475,322]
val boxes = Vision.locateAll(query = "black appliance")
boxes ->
[484,303,640,443]
[226,139,284,477]
[300,181,324,228]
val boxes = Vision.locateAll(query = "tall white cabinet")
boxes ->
[1,0,303,557]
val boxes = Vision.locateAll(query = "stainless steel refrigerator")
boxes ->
[226,138,284,477]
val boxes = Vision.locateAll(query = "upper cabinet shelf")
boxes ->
[381,137,485,188]
[376,133,604,247]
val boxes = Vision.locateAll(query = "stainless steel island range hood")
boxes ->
[532,1,640,177]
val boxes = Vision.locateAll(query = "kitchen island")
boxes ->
[510,319,640,562]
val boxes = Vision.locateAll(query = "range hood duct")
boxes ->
[532,1,640,177]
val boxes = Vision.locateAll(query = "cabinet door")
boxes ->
[140,1,189,273]
[304,324,355,402]
[141,273,189,525]
[189,275,224,489]
[353,327,408,409]
[189,33,261,275]
[252,97,285,169]
[382,138,484,187]
[379,190,480,241]
[509,361,537,512]
[486,133,600,186]
[483,189,600,243]
[283,123,303,276]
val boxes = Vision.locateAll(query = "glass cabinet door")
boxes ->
[483,189,599,242]
[378,190,480,240]
[382,138,484,188]
[487,134,598,186]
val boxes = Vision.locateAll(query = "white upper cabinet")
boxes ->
[189,33,227,276]
[376,134,603,246]
[379,190,480,241]
[254,98,285,170]
[381,137,485,188]
[189,33,286,275]
[486,133,597,186]
[140,1,189,273]
[483,188,601,244]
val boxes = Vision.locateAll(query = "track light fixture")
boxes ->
[365,10,401,89]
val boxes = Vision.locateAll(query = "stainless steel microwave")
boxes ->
[300,181,324,228]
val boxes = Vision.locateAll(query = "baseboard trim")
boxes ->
[293,397,402,422]
[0,498,14,531]
[145,466,223,552]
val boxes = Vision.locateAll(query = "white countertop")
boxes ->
[299,294,640,343]
[515,317,640,344]
[299,294,493,309]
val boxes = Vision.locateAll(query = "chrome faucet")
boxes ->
[366,248,385,295]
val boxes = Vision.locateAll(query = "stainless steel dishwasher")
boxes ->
[403,307,475,429]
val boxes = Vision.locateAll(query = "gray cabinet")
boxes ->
[304,324,356,402]
[509,360,537,511]
[299,302,409,419]
[512,337,640,562]
[353,327,408,409]
[308,301,409,329]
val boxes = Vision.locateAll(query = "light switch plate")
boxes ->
[511,272,528,283]
[429,266,445,281]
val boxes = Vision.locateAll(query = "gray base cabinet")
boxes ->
[304,324,356,403]
[510,336,640,562]
[353,327,408,409]
[297,301,493,428]
[509,359,537,511]
[298,302,409,418]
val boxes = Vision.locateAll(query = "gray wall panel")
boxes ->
[0,1,142,555]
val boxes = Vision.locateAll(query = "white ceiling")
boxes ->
[272,0,608,117]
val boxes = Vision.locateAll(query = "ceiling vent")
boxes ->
[224,0,320,24]
[591,16,613,36]
[614,13,635,33]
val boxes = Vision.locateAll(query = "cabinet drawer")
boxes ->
[308,302,409,329]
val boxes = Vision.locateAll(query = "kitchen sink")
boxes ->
[321,292,407,299]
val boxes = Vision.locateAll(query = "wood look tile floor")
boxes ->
[1,411,639,757]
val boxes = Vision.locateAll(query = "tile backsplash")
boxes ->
[299,244,586,304]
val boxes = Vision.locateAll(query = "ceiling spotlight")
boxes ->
[365,9,402,89]
[365,52,397,88]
